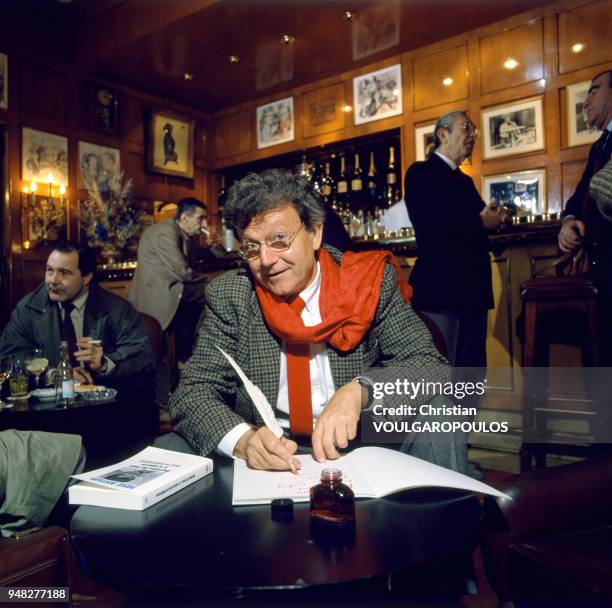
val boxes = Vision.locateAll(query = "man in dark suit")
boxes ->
[558,70,612,301]
[404,111,505,372]
[0,241,153,388]
[168,169,469,474]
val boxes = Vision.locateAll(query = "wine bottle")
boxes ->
[310,160,323,195]
[320,161,334,207]
[366,151,379,207]
[350,152,364,207]
[55,340,75,406]
[385,146,400,207]
[218,175,227,207]
[336,155,349,209]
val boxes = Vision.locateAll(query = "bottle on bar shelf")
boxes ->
[336,155,349,210]
[385,145,400,207]
[310,160,322,196]
[217,175,227,207]
[366,151,379,208]
[320,161,335,208]
[350,152,364,208]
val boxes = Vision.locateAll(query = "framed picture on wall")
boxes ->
[483,169,546,216]
[256,96,294,149]
[415,123,436,161]
[22,127,69,186]
[481,98,544,160]
[78,141,121,190]
[147,110,195,178]
[353,63,403,125]
[566,81,599,148]
[0,52,7,110]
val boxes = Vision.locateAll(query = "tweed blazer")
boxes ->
[129,218,206,330]
[169,247,449,456]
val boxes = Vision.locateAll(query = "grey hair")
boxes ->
[223,168,326,235]
[433,111,467,148]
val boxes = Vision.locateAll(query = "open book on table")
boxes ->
[69,446,213,511]
[233,446,509,506]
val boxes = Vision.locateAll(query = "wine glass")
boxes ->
[25,348,49,390]
[0,355,12,409]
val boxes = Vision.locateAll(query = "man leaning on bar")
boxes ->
[161,168,471,474]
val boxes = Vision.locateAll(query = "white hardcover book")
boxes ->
[69,446,213,511]
[232,446,509,505]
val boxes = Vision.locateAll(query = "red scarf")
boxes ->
[256,248,412,352]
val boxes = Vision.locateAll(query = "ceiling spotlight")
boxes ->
[228,54,240,64]
[182,72,194,81]
[281,34,295,45]
[442,77,453,86]
[571,43,584,53]
[504,57,519,70]
[342,10,358,21]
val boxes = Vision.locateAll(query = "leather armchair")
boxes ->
[481,453,612,606]
[0,526,71,587]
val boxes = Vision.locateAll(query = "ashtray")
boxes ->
[79,387,117,402]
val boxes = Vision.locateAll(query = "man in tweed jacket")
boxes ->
[169,169,466,472]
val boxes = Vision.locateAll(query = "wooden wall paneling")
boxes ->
[412,44,469,111]
[214,110,251,160]
[557,0,612,75]
[561,159,586,201]
[479,19,544,95]
[122,94,147,145]
[302,82,346,139]
[19,61,69,126]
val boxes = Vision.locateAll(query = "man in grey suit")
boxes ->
[129,198,208,361]
[169,169,468,473]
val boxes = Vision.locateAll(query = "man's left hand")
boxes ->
[75,337,104,371]
[312,381,361,463]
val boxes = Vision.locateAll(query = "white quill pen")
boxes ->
[216,346,284,439]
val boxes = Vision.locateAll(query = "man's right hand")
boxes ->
[558,218,586,252]
[233,427,301,471]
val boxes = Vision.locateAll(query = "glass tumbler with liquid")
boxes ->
[310,468,355,524]
[9,356,29,398]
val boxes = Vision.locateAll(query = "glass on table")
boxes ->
[25,348,49,389]
[9,355,29,398]
[0,355,12,409]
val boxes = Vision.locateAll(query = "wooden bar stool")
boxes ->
[519,274,599,471]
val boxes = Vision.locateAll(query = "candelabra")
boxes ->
[21,173,67,247]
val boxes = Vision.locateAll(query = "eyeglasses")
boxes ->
[238,223,304,261]
[458,122,480,137]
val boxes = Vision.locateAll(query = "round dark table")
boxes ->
[70,457,481,596]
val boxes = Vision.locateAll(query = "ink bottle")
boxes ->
[310,468,355,524]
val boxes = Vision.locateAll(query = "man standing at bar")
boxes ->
[558,70,612,356]
[167,169,469,473]
[129,197,208,362]
[404,111,505,373]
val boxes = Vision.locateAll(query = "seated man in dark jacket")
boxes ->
[0,241,154,389]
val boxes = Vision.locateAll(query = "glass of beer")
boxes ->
[25,348,49,389]
[0,355,12,408]
[9,355,28,398]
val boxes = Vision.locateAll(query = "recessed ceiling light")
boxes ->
[571,43,584,53]
[504,58,519,70]
[281,34,295,45]
[228,54,240,64]
[442,77,453,86]
[182,72,194,81]
[342,10,358,21]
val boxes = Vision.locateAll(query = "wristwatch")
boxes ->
[353,376,374,409]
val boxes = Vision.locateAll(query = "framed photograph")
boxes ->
[567,81,599,148]
[353,63,403,125]
[415,123,436,161]
[483,169,546,216]
[0,52,7,110]
[22,127,69,186]
[481,98,544,160]
[148,110,195,178]
[256,97,294,149]
[78,141,121,190]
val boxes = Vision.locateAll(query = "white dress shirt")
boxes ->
[217,262,336,458]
